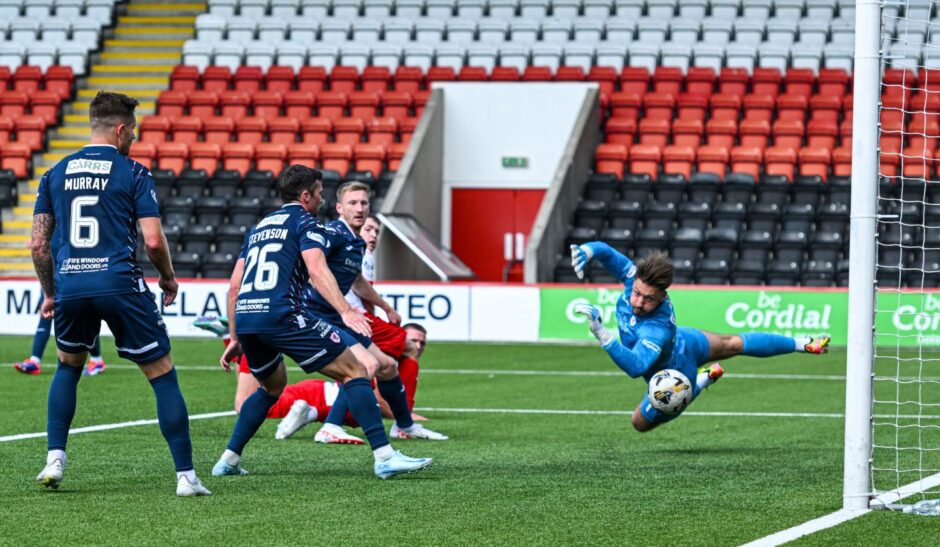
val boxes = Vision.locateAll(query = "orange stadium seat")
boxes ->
[672,119,703,148]
[321,143,353,177]
[809,94,842,122]
[739,119,771,150]
[354,143,387,177]
[458,66,488,81]
[157,90,188,117]
[839,118,853,148]
[381,91,413,120]
[710,93,741,121]
[190,142,222,173]
[204,116,235,144]
[287,143,319,168]
[662,145,695,179]
[393,66,424,93]
[387,143,408,171]
[1,142,31,178]
[719,67,748,96]
[16,116,47,151]
[0,91,29,118]
[638,118,670,148]
[628,144,659,179]
[301,117,332,145]
[706,118,737,149]
[620,67,650,95]
[595,143,629,178]
[686,67,716,95]
[13,66,43,93]
[234,66,263,92]
[171,116,203,144]
[610,92,641,120]
[730,146,762,180]
[427,66,457,83]
[298,66,328,93]
[140,115,172,143]
[521,66,552,82]
[44,66,74,99]
[362,66,391,93]
[220,91,251,118]
[331,66,361,94]
[605,117,637,147]
[317,91,348,121]
[677,93,709,122]
[130,142,157,169]
[818,68,850,98]
[188,91,219,119]
[832,147,852,177]
[284,91,315,119]
[919,68,940,92]
[157,142,189,175]
[807,119,838,150]
[773,119,805,150]
[491,67,521,81]
[764,146,798,181]
[653,66,683,96]
[367,117,398,145]
[902,147,933,179]
[222,142,254,176]
[643,92,675,121]
[399,117,419,143]
[255,143,287,174]
[349,91,380,122]
[334,117,365,145]
[202,66,232,92]
[696,145,729,179]
[252,91,283,120]
[265,66,296,93]
[880,149,900,178]
[0,67,9,90]
[843,93,853,121]
[556,66,586,82]
[268,117,300,144]
[752,67,782,97]
[236,116,268,144]
[743,93,775,123]
[587,66,617,96]
[170,65,200,92]
[799,147,831,181]
[0,116,13,144]
[880,93,906,128]
[907,115,940,153]
[776,93,808,122]
[784,68,815,98]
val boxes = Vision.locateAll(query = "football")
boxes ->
[647,369,693,416]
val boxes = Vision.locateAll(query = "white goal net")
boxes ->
[865,0,940,509]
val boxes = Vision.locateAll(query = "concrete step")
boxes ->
[78,89,162,99]
[85,76,169,89]
[0,235,30,249]
[99,52,182,65]
[91,65,175,75]
[127,3,206,13]
[4,220,33,232]
[0,248,31,258]
[13,206,33,216]
[114,26,194,39]
[132,0,205,4]
[104,39,187,52]
[0,265,37,276]
[69,101,156,113]
[118,15,197,25]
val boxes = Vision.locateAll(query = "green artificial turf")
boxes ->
[0,336,937,545]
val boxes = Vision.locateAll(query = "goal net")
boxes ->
[850,0,940,510]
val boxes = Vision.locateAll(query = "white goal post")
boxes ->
[845,0,940,511]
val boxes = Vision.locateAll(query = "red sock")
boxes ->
[398,357,420,411]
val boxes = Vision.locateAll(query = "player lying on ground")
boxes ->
[305,182,447,443]
[213,165,432,480]
[570,243,830,432]
[14,288,106,376]
[32,92,210,496]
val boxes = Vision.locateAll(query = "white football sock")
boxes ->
[177,469,197,482]
[374,445,394,461]
[696,371,712,391]
[794,337,812,352]
[47,449,66,466]
[306,407,319,423]
[221,449,240,466]
[30,355,41,363]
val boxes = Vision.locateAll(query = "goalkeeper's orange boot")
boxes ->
[804,335,831,354]
[696,363,724,389]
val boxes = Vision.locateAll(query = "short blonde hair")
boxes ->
[336,181,371,201]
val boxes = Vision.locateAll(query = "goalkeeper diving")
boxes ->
[570,243,830,431]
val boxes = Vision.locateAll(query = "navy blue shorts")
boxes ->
[54,291,170,364]
[239,317,351,380]
[315,308,373,348]
[638,327,712,425]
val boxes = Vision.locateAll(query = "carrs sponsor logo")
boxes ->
[724,290,831,335]
[892,293,940,343]
[65,159,112,175]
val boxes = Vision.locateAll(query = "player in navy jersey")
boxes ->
[570,244,831,431]
[30,92,210,496]
[307,182,447,444]
[213,165,432,480]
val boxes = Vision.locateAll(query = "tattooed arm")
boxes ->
[31,213,56,318]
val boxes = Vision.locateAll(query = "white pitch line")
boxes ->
[0,411,235,443]
[738,509,871,547]
[872,471,940,507]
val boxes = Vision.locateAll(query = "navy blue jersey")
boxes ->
[303,219,366,317]
[33,144,160,301]
[235,203,327,334]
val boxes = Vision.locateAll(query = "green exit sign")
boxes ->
[502,156,529,168]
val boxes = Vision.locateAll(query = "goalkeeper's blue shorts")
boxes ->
[638,327,710,424]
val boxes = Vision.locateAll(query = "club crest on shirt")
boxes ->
[630,316,636,326]
[330,331,340,343]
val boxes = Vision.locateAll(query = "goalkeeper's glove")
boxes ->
[574,303,615,347]
[570,244,594,280]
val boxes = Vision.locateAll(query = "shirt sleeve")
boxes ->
[33,171,52,215]
[584,242,636,283]
[298,215,329,253]
[600,324,669,378]
[132,163,160,219]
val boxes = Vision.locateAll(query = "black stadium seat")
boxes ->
[747,202,781,232]
[671,258,695,284]
[670,227,703,261]
[695,258,730,285]
[688,172,721,205]
[161,196,192,228]
[575,199,608,230]
[766,259,801,286]
[201,252,236,278]
[554,255,582,283]
[635,227,669,258]
[181,225,215,254]
[621,173,653,202]
[194,197,228,225]
[677,201,711,231]
[585,173,619,202]
[175,252,202,278]
[643,201,677,231]
[654,173,686,203]
[208,169,241,198]
[599,227,633,255]
[229,197,262,227]
[722,172,756,206]
[176,169,208,198]
[802,260,835,287]
[215,225,248,255]
[732,259,765,285]
[739,229,774,263]
[565,226,597,249]
[608,200,643,231]
[243,170,276,198]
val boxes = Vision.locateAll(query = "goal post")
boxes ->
[846,0,940,511]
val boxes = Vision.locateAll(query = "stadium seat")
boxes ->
[177,170,209,199]
[740,119,771,149]
[672,119,703,147]
[204,116,235,144]
[743,94,775,123]
[367,117,398,145]
[696,145,729,179]
[705,118,737,149]
[605,118,637,147]
[595,143,628,178]
[140,116,171,143]
[268,117,300,145]
[202,66,232,92]
[387,143,407,171]
[765,146,798,181]
[0,116,12,145]
[207,169,240,198]
[0,91,28,118]
[129,142,157,170]
[255,143,287,175]
[349,91,380,122]
[189,91,219,119]
[799,148,831,181]
[730,146,763,180]
[321,143,353,177]
[223,142,254,176]
[807,119,838,150]
[381,91,413,120]
[0,142,29,178]
[334,117,365,145]
[301,117,332,145]
[236,117,268,144]
[610,92,642,121]
[251,91,283,120]
[220,91,251,118]
[16,116,46,151]
[629,145,660,180]
[677,93,709,122]
[773,119,805,150]
[30,91,61,125]
[638,118,670,147]
[189,143,222,174]
[662,146,694,180]
[710,93,741,121]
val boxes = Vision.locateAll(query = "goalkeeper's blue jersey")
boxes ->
[614,263,684,382]
[303,219,366,320]
[235,203,326,334]
[33,144,160,302]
